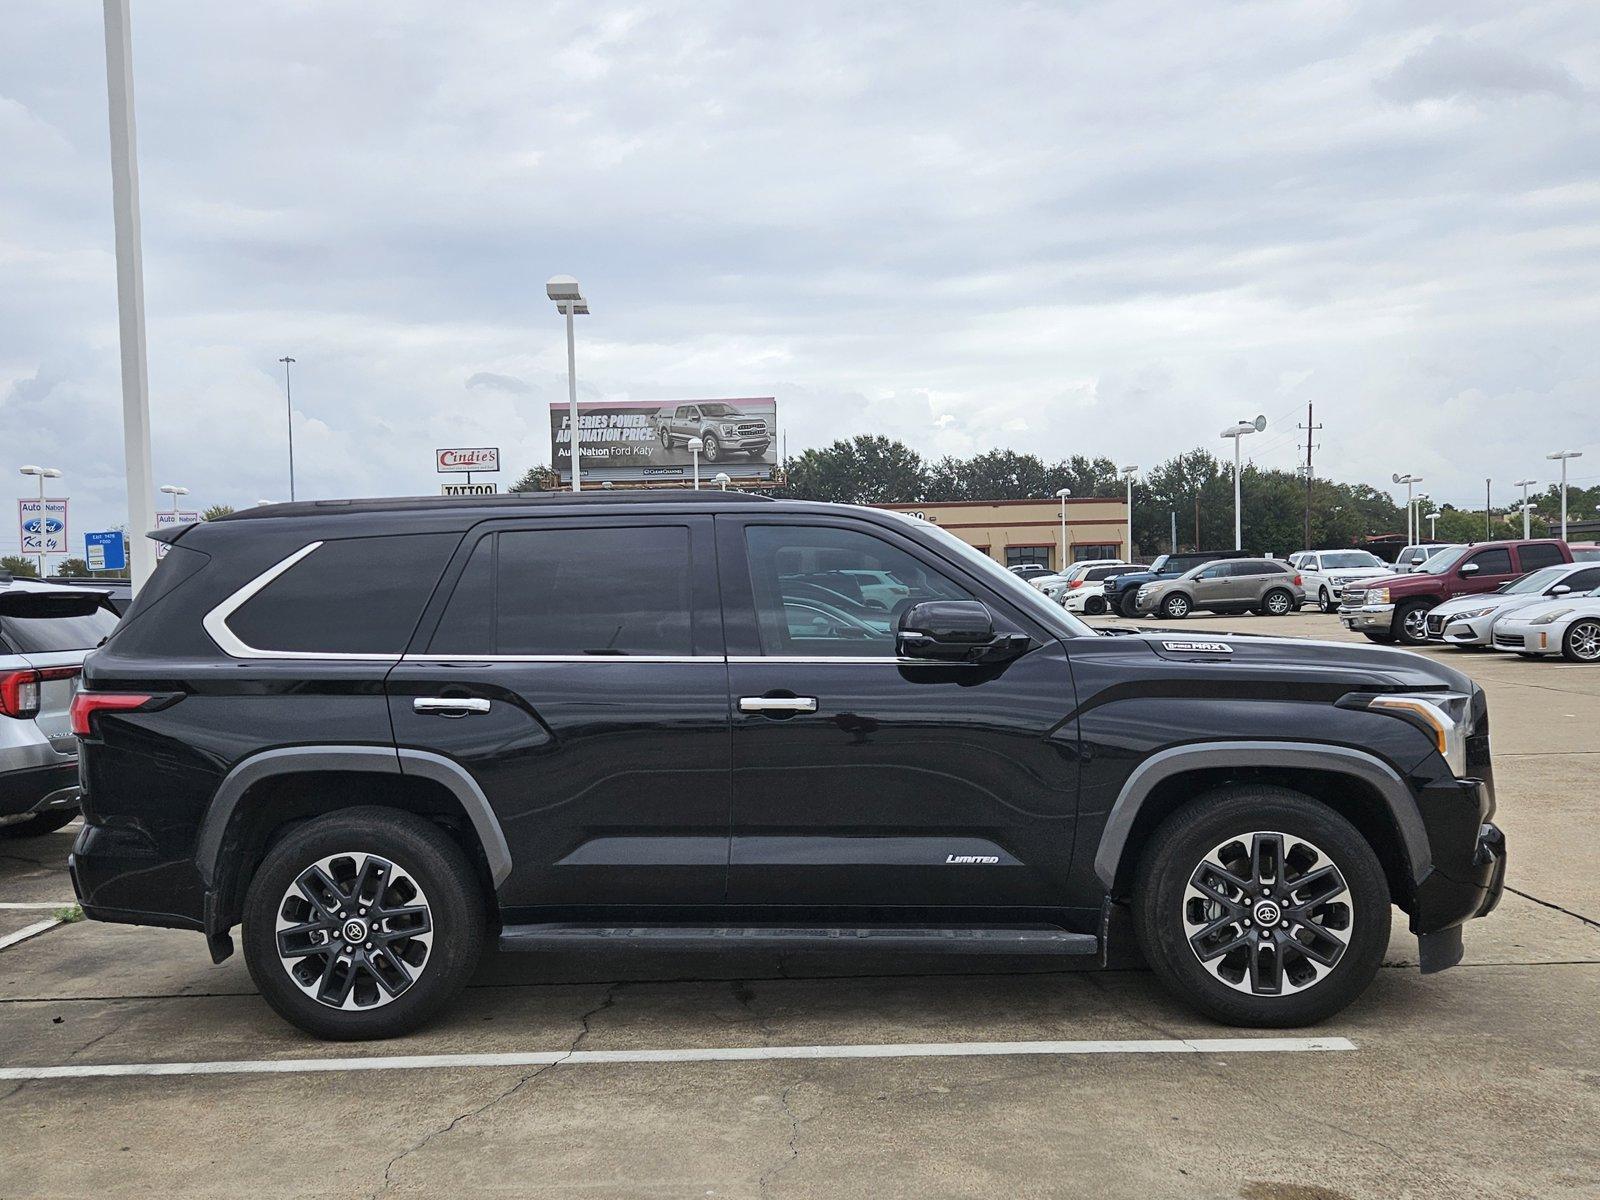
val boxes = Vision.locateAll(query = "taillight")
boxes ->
[69,691,154,737]
[1069,579,1084,589]
[0,669,41,719]
[1292,574,1303,586]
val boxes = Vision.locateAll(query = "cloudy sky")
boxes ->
[3,1,1598,554]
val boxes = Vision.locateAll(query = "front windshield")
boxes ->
[1321,551,1382,570]
[699,403,740,417]
[1417,546,1469,574]
[1148,555,1169,573]
[1505,566,1567,595]
[896,514,1095,638]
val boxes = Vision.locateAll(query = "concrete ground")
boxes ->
[2,611,1597,1199]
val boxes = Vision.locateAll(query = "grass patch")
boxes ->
[53,904,83,923]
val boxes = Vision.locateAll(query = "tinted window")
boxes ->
[1231,562,1285,577]
[431,525,694,656]
[228,534,459,654]
[1562,566,1600,593]
[745,524,969,656]
[1467,548,1513,576]
[0,594,119,653]
[1005,546,1052,569]
[1517,543,1564,571]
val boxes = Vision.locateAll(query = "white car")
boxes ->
[1396,543,1460,573]
[1490,587,1600,662]
[1289,550,1394,613]
[1427,562,1600,648]
[838,569,911,610]
[1047,562,1147,614]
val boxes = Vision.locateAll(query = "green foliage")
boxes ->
[781,436,926,504]
[509,466,557,493]
[55,558,90,577]
[202,504,236,520]
[1,555,39,577]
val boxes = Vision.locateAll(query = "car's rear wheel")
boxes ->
[1562,619,1600,663]
[242,807,484,1040]
[1159,593,1191,619]
[1261,588,1294,616]
[1395,600,1432,645]
[1132,785,1389,1026]
[0,809,77,839]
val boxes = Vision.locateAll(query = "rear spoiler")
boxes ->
[150,524,188,545]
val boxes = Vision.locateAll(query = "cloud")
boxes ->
[466,371,533,394]
[1377,34,1584,105]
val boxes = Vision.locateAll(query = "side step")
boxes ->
[499,924,1099,956]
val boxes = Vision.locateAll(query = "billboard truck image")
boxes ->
[550,397,777,485]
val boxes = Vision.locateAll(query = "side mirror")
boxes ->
[1549,584,1571,596]
[1459,562,1480,576]
[896,600,1029,664]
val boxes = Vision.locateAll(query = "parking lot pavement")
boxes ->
[2,615,1598,1199]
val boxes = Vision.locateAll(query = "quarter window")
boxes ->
[745,525,969,656]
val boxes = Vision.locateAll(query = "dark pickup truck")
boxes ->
[1106,550,1251,617]
[70,493,1504,1039]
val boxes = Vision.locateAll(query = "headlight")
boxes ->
[1452,607,1494,620]
[1531,608,1574,625]
[1367,587,1389,605]
[719,424,738,436]
[1358,691,1472,775]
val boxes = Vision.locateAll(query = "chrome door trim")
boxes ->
[413,697,492,715]
[738,696,819,713]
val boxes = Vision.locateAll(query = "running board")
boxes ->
[498,924,1099,956]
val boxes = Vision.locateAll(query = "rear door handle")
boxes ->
[738,696,818,714]
[413,697,492,717]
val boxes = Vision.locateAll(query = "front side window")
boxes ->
[1467,548,1513,576]
[745,524,969,657]
[430,526,693,656]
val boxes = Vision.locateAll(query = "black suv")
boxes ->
[1105,551,1252,618]
[69,493,1505,1039]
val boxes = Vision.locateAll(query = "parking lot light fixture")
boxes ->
[714,472,731,492]
[19,465,63,577]
[1120,467,1137,561]
[1221,417,1265,550]
[1546,451,1583,541]
[1514,478,1537,539]
[159,483,188,513]
[688,437,704,490]
[1054,488,1071,570]
[1392,473,1422,544]
[1426,511,1441,540]
[546,276,589,493]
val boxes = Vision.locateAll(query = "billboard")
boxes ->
[551,397,777,485]
[18,498,68,558]
[436,447,499,474]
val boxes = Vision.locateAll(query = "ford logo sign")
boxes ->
[23,517,64,536]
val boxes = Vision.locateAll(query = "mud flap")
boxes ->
[1417,925,1463,974]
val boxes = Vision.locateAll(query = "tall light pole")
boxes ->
[1054,488,1071,570]
[1220,416,1265,551]
[1392,473,1422,544]
[1120,466,1138,561]
[19,465,62,577]
[688,437,704,490]
[103,0,157,591]
[1515,478,1537,539]
[278,357,296,501]
[1547,450,1583,541]
[546,276,589,492]
[1426,510,1441,540]
[159,483,188,513]
[1411,493,1429,545]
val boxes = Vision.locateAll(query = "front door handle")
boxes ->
[413,697,492,717]
[739,696,818,714]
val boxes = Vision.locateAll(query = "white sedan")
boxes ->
[1048,561,1147,614]
[1490,588,1600,662]
[1289,550,1394,613]
[1427,562,1600,648]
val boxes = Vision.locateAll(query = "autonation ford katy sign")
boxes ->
[17,498,69,556]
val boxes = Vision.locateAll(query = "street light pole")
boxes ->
[1547,451,1583,541]
[1515,478,1537,539]
[1426,511,1440,540]
[688,438,704,490]
[102,0,157,592]
[1393,473,1422,544]
[546,276,590,493]
[1220,417,1264,551]
[278,357,296,501]
[1120,467,1137,561]
[1054,488,1071,571]
[19,466,62,577]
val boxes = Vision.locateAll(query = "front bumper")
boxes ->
[1427,611,1496,645]
[1339,603,1395,632]
[1416,821,1506,973]
[1491,623,1559,656]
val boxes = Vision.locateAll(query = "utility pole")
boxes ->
[1485,479,1492,540]
[1169,510,1176,556]
[1298,402,1321,550]
[1193,491,1200,551]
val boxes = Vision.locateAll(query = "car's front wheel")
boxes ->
[1117,592,1142,619]
[701,433,722,462]
[1159,593,1190,619]
[1562,619,1600,663]
[242,807,484,1040]
[1395,600,1432,645]
[1318,588,1335,613]
[1132,785,1389,1026]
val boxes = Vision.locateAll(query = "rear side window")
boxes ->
[227,534,459,655]
[429,525,694,656]
[1518,543,1564,571]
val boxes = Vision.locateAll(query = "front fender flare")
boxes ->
[1092,741,1432,891]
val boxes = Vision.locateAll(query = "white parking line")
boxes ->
[0,902,74,910]
[0,1036,1356,1081]
[0,919,63,952]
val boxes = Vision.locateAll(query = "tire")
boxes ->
[1394,600,1432,646]
[242,807,485,1040]
[1318,588,1334,614]
[1084,596,1106,616]
[1159,593,1191,619]
[701,433,722,463]
[1132,785,1390,1027]
[1117,591,1142,619]
[1260,588,1294,617]
[1361,631,1396,644]
[0,809,77,839]
[1561,619,1600,663]
[657,426,672,448]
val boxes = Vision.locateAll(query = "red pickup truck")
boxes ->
[1338,538,1572,645]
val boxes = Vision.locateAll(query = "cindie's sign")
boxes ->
[436,447,500,474]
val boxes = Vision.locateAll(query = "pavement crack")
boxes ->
[1504,886,1600,931]
[757,1084,803,1197]
[368,980,626,1199]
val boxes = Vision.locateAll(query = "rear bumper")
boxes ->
[68,819,205,931]
[0,761,80,819]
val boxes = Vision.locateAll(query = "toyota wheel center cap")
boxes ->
[1253,900,1282,927]
[343,919,367,943]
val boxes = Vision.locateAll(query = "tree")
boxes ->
[1,556,38,578]
[202,504,236,520]
[781,436,925,504]
[509,466,557,493]
[55,558,90,577]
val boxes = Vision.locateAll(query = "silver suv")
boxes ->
[1,577,119,838]
[1136,558,1305,619]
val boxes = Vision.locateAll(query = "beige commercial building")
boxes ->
[875,498,1131,572]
